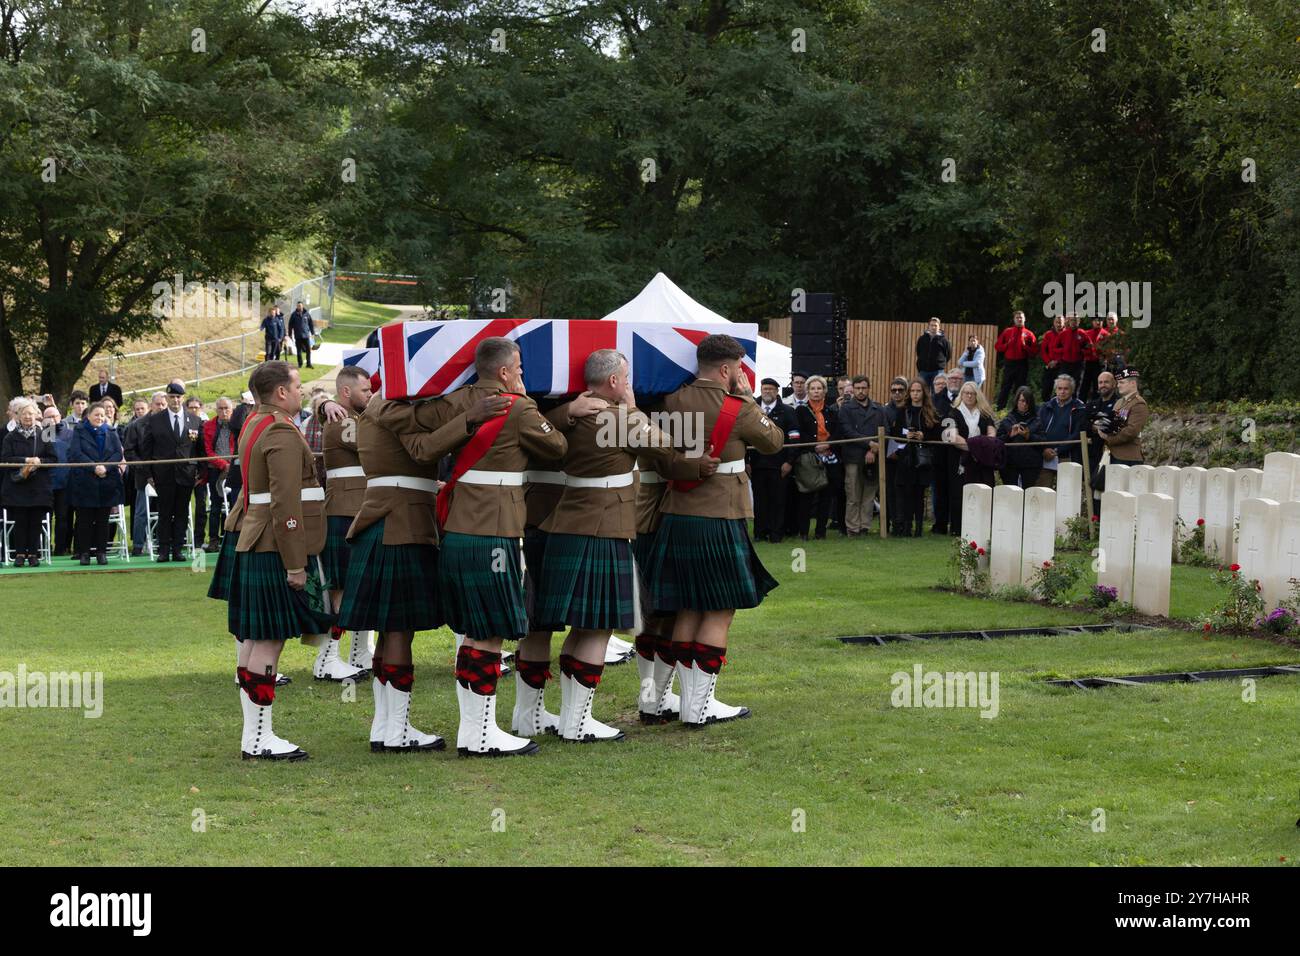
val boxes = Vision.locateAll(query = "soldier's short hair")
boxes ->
[249,361,294,401]
[696,334,746,368]
[335,365,369,390]
[474,337,520,381]
[583,349,626,387]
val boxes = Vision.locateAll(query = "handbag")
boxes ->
[794,452,828,493]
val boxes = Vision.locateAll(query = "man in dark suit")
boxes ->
[89,369,125,407]
[750,378,798,543]
[287,301,316,369]
[139,382,204,561]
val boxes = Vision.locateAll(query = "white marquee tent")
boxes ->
[600,272,792,386]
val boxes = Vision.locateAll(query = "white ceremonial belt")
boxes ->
[525,470,567,485]
[326,466,365,480]
[460,469,526,487]
[247,487,324,505]
[716,459,747,475]
[637,471,663,485]
[368,475,439,493]
[564,471,635,489]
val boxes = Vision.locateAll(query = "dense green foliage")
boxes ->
[2,1,1296,403]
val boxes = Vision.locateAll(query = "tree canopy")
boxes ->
[1,0,1295,404]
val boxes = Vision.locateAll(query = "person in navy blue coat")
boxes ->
[67,402,125,565]
[260,309,285,361]
[287,302,316,369]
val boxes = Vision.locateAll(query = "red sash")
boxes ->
[436,395,518,529]
[670,395,743,493]
[240,414,280,511]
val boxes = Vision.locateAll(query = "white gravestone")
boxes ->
[989,484,1024,588]
[1132,493,1176,616]
[1202,468,1236,563]
[1104,463,1131,495]
[1236,498,1280,607]
[1098,490,1137,604]
[1260,452,1300,504]
[1275,502,1300,610]
[1152,466,1181,558]
[1022,487,1057,588]
[1128,464,1155,497]
[961,483,993,579]
[1231,468,1264,562]
[1054,461,1083,536]
[1176,466,1207,548]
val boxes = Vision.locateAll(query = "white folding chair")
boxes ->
[37,513,52,566]
[107,506,131,562]
[1,509,12,566]
[145,483,159,559]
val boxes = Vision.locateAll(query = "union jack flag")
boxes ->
[377,319,757,400]
[341,347,381,390]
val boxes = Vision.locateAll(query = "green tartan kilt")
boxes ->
[337,519,442,633]
[632,530,658,616]
[646,514,778,612]
[235,552,335,642]
[439,532,528,641]
[535,533,637,632]
[319,515,354,591]
[522,527,550,632]
[207,531,239,602]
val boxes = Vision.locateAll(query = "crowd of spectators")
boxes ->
[1,366,341,567]
[747,312,1145,542]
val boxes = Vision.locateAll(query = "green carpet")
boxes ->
[0,553,205,576]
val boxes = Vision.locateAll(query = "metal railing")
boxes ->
[80,275,336,398]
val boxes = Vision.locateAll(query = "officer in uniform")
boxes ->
[632,392,714,725]
[533,350,717,743]
[233,362,330,761]
[337,379,503,753]
[435,337,568,757]
[311,366,373,681]
[644,334,784,727]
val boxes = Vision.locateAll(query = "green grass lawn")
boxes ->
[2,534,1297,866]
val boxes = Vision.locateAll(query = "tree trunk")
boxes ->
[37,299,89,406]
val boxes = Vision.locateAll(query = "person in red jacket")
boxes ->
[1039,314,1065,401]
[200,397,236,552]
[994,310,1038,410]
[1079,315,1107,401]
[1056,313,1085,392]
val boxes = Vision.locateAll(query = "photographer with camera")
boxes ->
[1084,370,1120,515]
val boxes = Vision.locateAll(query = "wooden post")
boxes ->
[1079,430,1093,538]
[877,425,888,539]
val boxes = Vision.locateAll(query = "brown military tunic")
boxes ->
[236,406,327,572]
[541,399,705,539]
[659,379,783,520]
[322,411,367,518]
[439,382,567,538]
[347,397,473,546]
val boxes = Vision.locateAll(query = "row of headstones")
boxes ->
[1098,489,1300,615]
[1104,451,1300,562]
[961,483,1056,589]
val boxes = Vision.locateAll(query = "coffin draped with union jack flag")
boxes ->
[376,319,759,400]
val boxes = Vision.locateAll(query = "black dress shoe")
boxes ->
[130,548,144,557]
[97,555,108,566]
[156,553,170,563]
[79,555,90,566]
[171,551,185,562]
